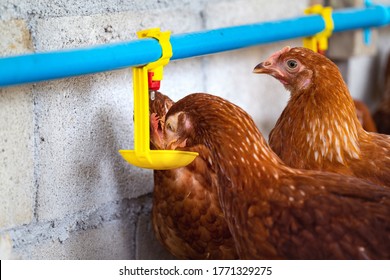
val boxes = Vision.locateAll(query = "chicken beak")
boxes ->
[253,46,291,75]
[253,62,269,74]
[253,59,288,85]
[253,59,276,75]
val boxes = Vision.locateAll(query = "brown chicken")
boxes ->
[354,99,377,132]
[149,91,237,260]
[253,46,390,187]
[161,92,390,259]
[373,53,390,134]
[149,91,175,150]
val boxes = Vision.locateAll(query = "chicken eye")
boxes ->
[286,59,298,69]
[166,122,173,132]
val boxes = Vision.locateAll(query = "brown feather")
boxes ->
[149,91,237,259]
[163,92,390,260]
[254,47,390,187]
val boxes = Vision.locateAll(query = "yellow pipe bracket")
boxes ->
[303,5,334,53]
[137,28,172,78]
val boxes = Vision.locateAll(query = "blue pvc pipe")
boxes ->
[170,15,324,60]
[333,5,390,32]
[0,39,162,87]
[0,5,389,87]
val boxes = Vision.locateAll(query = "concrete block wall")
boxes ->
[1,0,389,260]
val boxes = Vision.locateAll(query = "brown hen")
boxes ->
[162,92,390,259]
[149,91,175,150]
[253,46,390,187]
[149,91,237,260]
[373,52,390,134]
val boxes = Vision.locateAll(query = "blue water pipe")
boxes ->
[0,5,389,87]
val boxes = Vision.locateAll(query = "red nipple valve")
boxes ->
[148,72,161,91]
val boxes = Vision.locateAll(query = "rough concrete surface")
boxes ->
[0,20,33,56]
[0,19,34,230]
[0,86,34,230]
[1,0,389,260]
